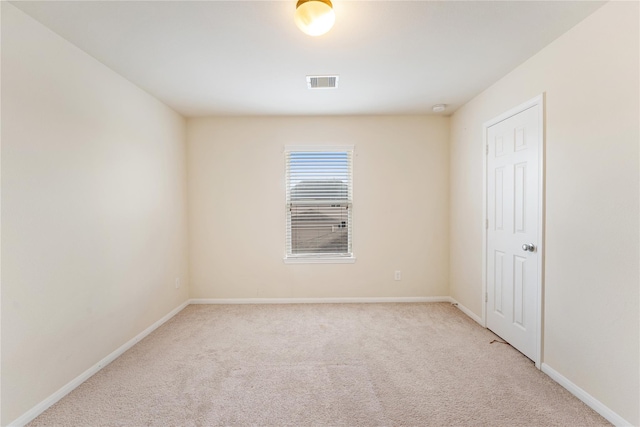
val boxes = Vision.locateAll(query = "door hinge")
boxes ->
[486,145,489,155]
[485,292,488,303]
[485,219,489,229]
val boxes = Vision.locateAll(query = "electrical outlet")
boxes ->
[175,277,181,289]
[394,271,402,281]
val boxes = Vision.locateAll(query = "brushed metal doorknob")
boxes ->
[522,243,536,252]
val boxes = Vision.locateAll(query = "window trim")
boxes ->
[283,255,357,264]
[283,145,355,264]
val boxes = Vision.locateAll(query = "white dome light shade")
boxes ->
[294,0,335,37]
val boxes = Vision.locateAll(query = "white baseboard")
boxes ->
[449,298,484,325]
[189,296,451,304]
[9,300,190,427]
[541,363,632,427]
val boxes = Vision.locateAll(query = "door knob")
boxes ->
[522,243,536,252]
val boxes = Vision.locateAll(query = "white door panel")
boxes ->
[486,104,541,362]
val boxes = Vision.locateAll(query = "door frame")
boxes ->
[481,94,546,368]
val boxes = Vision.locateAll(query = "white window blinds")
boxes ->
[285,148,353,257]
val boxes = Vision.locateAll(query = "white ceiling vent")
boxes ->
[307,75,339,89]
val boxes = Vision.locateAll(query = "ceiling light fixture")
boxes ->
[294,0,335,37]
[432,104,447,113]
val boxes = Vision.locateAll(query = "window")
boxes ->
[285,146,354,263]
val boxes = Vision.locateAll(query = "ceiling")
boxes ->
[10,1,605,117]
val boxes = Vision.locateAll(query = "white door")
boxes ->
[486,101,542,363]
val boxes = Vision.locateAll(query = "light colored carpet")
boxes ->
[29,303,609,426]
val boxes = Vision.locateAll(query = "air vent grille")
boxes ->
[307,75,339,89]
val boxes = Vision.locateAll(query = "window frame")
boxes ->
[283,145,356,264]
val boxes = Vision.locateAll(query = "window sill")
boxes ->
[283,256,356,264]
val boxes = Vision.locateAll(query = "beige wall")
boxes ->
[188,116,449,299]
[1,4,189,424]
[449,2,639,424]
